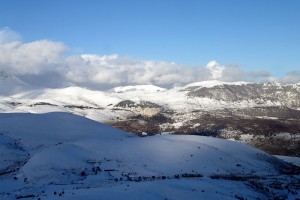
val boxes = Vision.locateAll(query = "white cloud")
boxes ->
[220,66,245,82]
[0,27,21,44]
[205,60,225,79]
[65,54,204,88]
[0,28,299,90]
[0,39,67,75]
[282,71,300,83]
[268,71,300,84]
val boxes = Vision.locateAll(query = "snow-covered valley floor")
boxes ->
[0,112,299,199]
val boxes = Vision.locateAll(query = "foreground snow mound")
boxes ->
[0,113,299,200]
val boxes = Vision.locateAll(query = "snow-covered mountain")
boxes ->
[0,75,300,156]
[180,80,249,89]
[0,112,299,199]
[186,81,300,107]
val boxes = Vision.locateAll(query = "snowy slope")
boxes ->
[1,87,125,122]
[180,80,248,89]
[113,85,166,93]
[0,112,299,199]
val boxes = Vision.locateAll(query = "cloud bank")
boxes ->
[0,28,299,90]
[0,27,21,44]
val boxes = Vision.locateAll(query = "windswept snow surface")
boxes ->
[113,85,167,93]
[0,112,299,199]
[180,80,248,89]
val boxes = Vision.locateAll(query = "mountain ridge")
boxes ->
[0,72,299,156]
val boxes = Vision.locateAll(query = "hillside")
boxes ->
[1,79,299,156]
[0,112,299,199]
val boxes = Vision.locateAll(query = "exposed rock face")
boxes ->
[187,83,300,107]
[114,100,136,108]
[114,100,163,117]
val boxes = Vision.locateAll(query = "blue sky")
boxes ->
[0,0,300,83]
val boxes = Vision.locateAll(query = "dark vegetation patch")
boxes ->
[121,172,203,182]
[114,100,163,109]
[114,100,136,108]
[64,105,102,110]
[131,113,173,124]
[111,106,300,155]
[15,194,35,199]
[210,174,260,181]
[137,101,162,109]
[30,102,57,107]
[7,102,22,106]
[176,112,300,156]
[29,102,103,110]
[254,138,300,156]
[112,113,173,135]
[112,120,161,135]
[180,113,300,136]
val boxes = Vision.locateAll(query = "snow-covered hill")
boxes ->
[180,80,248,89]
[0,112,299,199]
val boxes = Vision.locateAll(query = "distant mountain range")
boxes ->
[0,70,299,156]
